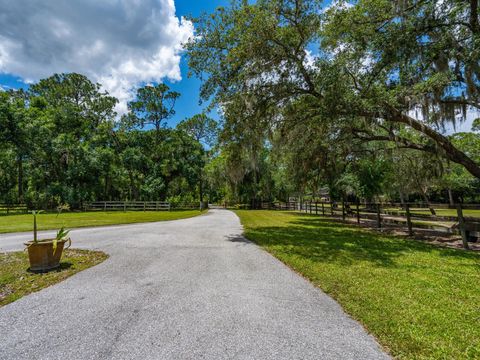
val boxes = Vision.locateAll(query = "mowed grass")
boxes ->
[235,210,480,360]
[0,249,108,307]
[0,210,204,234]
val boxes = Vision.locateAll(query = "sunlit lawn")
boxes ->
[0,210,204,234]
[0,249,108,307]
[235,210,480,360]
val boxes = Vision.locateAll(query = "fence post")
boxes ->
[376,203,382,229]
[356,200,360,224]
[315,201,318,215]
[310,201,312,214]
[322,202,325,216]
[342,199,346,221]
[104,201,107,212]
[406,204,413,236]
[456,204,470,250]
[144,202,146,212]
[330,200,334,216]
[124,202,126,212]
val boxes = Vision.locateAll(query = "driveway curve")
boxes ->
[0,209,389,360]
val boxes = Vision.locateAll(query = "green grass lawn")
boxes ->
[0,210,204,234]
[0,249,108,307]
[235,210,480,360]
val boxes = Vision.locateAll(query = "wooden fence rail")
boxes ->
[0,204,28,214]
[1,201,202,213]
[84,201,201,211]
[237,200,480,249]
[85,201,171,212]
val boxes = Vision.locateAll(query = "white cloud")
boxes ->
[0,0,193,115]
[304,50,317,69]
[322,0,353,13]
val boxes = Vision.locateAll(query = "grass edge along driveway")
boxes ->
[0,249,108,307]
[235,210,480,360]
[0,210,205,234]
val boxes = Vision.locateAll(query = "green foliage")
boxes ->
[187,0,480,185]
[177,114,218,148]
[473,119,480,132]
[126,83,180,132]
[53,226,71,255]
[0,74,206,207]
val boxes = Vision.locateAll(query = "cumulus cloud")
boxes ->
[0,0,193,114]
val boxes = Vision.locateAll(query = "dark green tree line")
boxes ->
[0,73,209,209]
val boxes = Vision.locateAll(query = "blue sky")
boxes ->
[0,0,228,127]
[165,0,229,125]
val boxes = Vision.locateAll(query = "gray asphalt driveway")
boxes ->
[0,210,389,360]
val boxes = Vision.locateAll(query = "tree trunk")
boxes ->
[104,172,110,200]
[470,0,479,34]
[421,191,436,216]
[199,174,204,207]
[390,111,480,179]
[448,188,455,206]
[17,155,23,203]
[128,171,134,200]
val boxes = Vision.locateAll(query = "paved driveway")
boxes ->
[0,210,389,359]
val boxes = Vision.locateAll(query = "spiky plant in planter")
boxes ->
[25,209,71,272]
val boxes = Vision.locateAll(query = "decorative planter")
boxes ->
[24,239,69,272]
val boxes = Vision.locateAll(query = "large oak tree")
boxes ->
[186,0,480,179]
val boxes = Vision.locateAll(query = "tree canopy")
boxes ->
[0,74,207,208]
[185,0,480,205]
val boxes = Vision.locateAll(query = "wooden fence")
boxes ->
[84,201,201,211]
[0,203,28,214]
[236,200,480,249]
[1,201,202,214]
